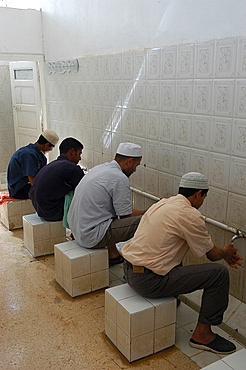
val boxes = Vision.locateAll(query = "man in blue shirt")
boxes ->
[7,130,59,199]
[29,137,85,222]
[68,142,146,265]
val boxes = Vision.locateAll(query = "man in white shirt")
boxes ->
[68,142,145,265]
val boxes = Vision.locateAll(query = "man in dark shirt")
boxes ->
[7,130,59,199]
[29,137,85,222]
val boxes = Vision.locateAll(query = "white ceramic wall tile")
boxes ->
[146,111,159,140]
[158,172,173,198]
[159,112,175,143]
[93,82,101,105]
[227,192,246,229]
[214,37,237,78]
[101,81,112,106]
[174,146,191,176]
[194,41,214,78]
[160,80,176,112]
[134,49,146,80]
[83,106,93,126]
[133,137,146,165]
[111,53,122,80]
[229,157,246,196]
[122,81,134,108]
[147,48,161,79]
[122,51,134,80]
[237,37,246,77]
[145,168,159,196]
[161,46,177,79]
[209,152,230,189]
[92,56,101,80]
[176,80,193,113]
[93,129,103,153]
[101,55,111,80]
[190,149,210,176]
[232,119,246,158]
[159,142,174,174]
[146,81,160,110]
[234,80,246,118]
[101,106,112,131]
[121,108,134,135]
[111,108,122,133]
[133,109,146,138]
[193,80,212,115]
[146,139,159,169]
[192,115,210,150]
[206,187,228,223]
[154,324,175,354]
[134,80,146,109]
[210,117,232,154]
[213,79,235,117]
[175,114,192,147]
[177,44,194,79]
[131,165,145,191]
[111,81,122,107]
[93,106,102,128]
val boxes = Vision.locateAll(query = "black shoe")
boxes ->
[189,334,236,355]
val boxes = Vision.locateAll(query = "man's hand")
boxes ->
[223,243,243,269]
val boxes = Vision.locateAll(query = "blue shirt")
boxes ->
[7,143,47,197]
[67,160,132,248]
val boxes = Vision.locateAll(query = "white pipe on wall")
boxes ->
[130,186,246,235]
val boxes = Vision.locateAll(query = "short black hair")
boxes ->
[59,137,84,154]
[179,187,208,198]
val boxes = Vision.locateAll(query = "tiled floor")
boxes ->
[0,222,245,369]
[110,263,246,369]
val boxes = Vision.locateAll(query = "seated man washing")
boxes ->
[29,137,85,222]
[67,142,146,265]
[122,172,243,355]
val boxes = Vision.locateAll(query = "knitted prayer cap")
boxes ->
[179,172,209,189]
[116,142,142,157]
[42,130,59,146]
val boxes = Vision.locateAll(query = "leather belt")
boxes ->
[125,259,148,274]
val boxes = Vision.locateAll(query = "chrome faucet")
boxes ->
[231,231,246,243]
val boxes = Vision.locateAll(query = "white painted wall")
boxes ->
[0,7,43,55]
[41,0,246,60]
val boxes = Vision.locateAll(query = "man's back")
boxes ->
[29,156,84,221]
[7,143,46,197]
[67,160,132,247]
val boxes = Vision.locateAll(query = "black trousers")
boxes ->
[11,183,31,199]
[123,260,229,326]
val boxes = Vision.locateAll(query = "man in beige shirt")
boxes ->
[122,172,242,355]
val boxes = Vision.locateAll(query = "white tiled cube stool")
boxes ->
[54,240,109,297]
[105,283,176,362]
[0,198,35,230]
[23,213,66,257]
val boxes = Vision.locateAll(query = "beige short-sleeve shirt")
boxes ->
[122,194,214,276]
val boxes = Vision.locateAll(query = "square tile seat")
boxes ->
[54,240,109,297]
[105,284,176,362]
[0,198,35,230]
[23,213,66,257]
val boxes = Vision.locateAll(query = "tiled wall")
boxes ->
[0,65,15,172]
[45,36,246,302]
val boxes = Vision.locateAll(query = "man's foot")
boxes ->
[109,254,124,266]
[189,334,236,354]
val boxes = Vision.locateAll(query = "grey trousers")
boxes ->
[94,216,142,248]
[123,260,230,326]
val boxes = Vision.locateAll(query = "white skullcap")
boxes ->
[116,142,142,157]
[179,172,209,189]
[42,130,59,146]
